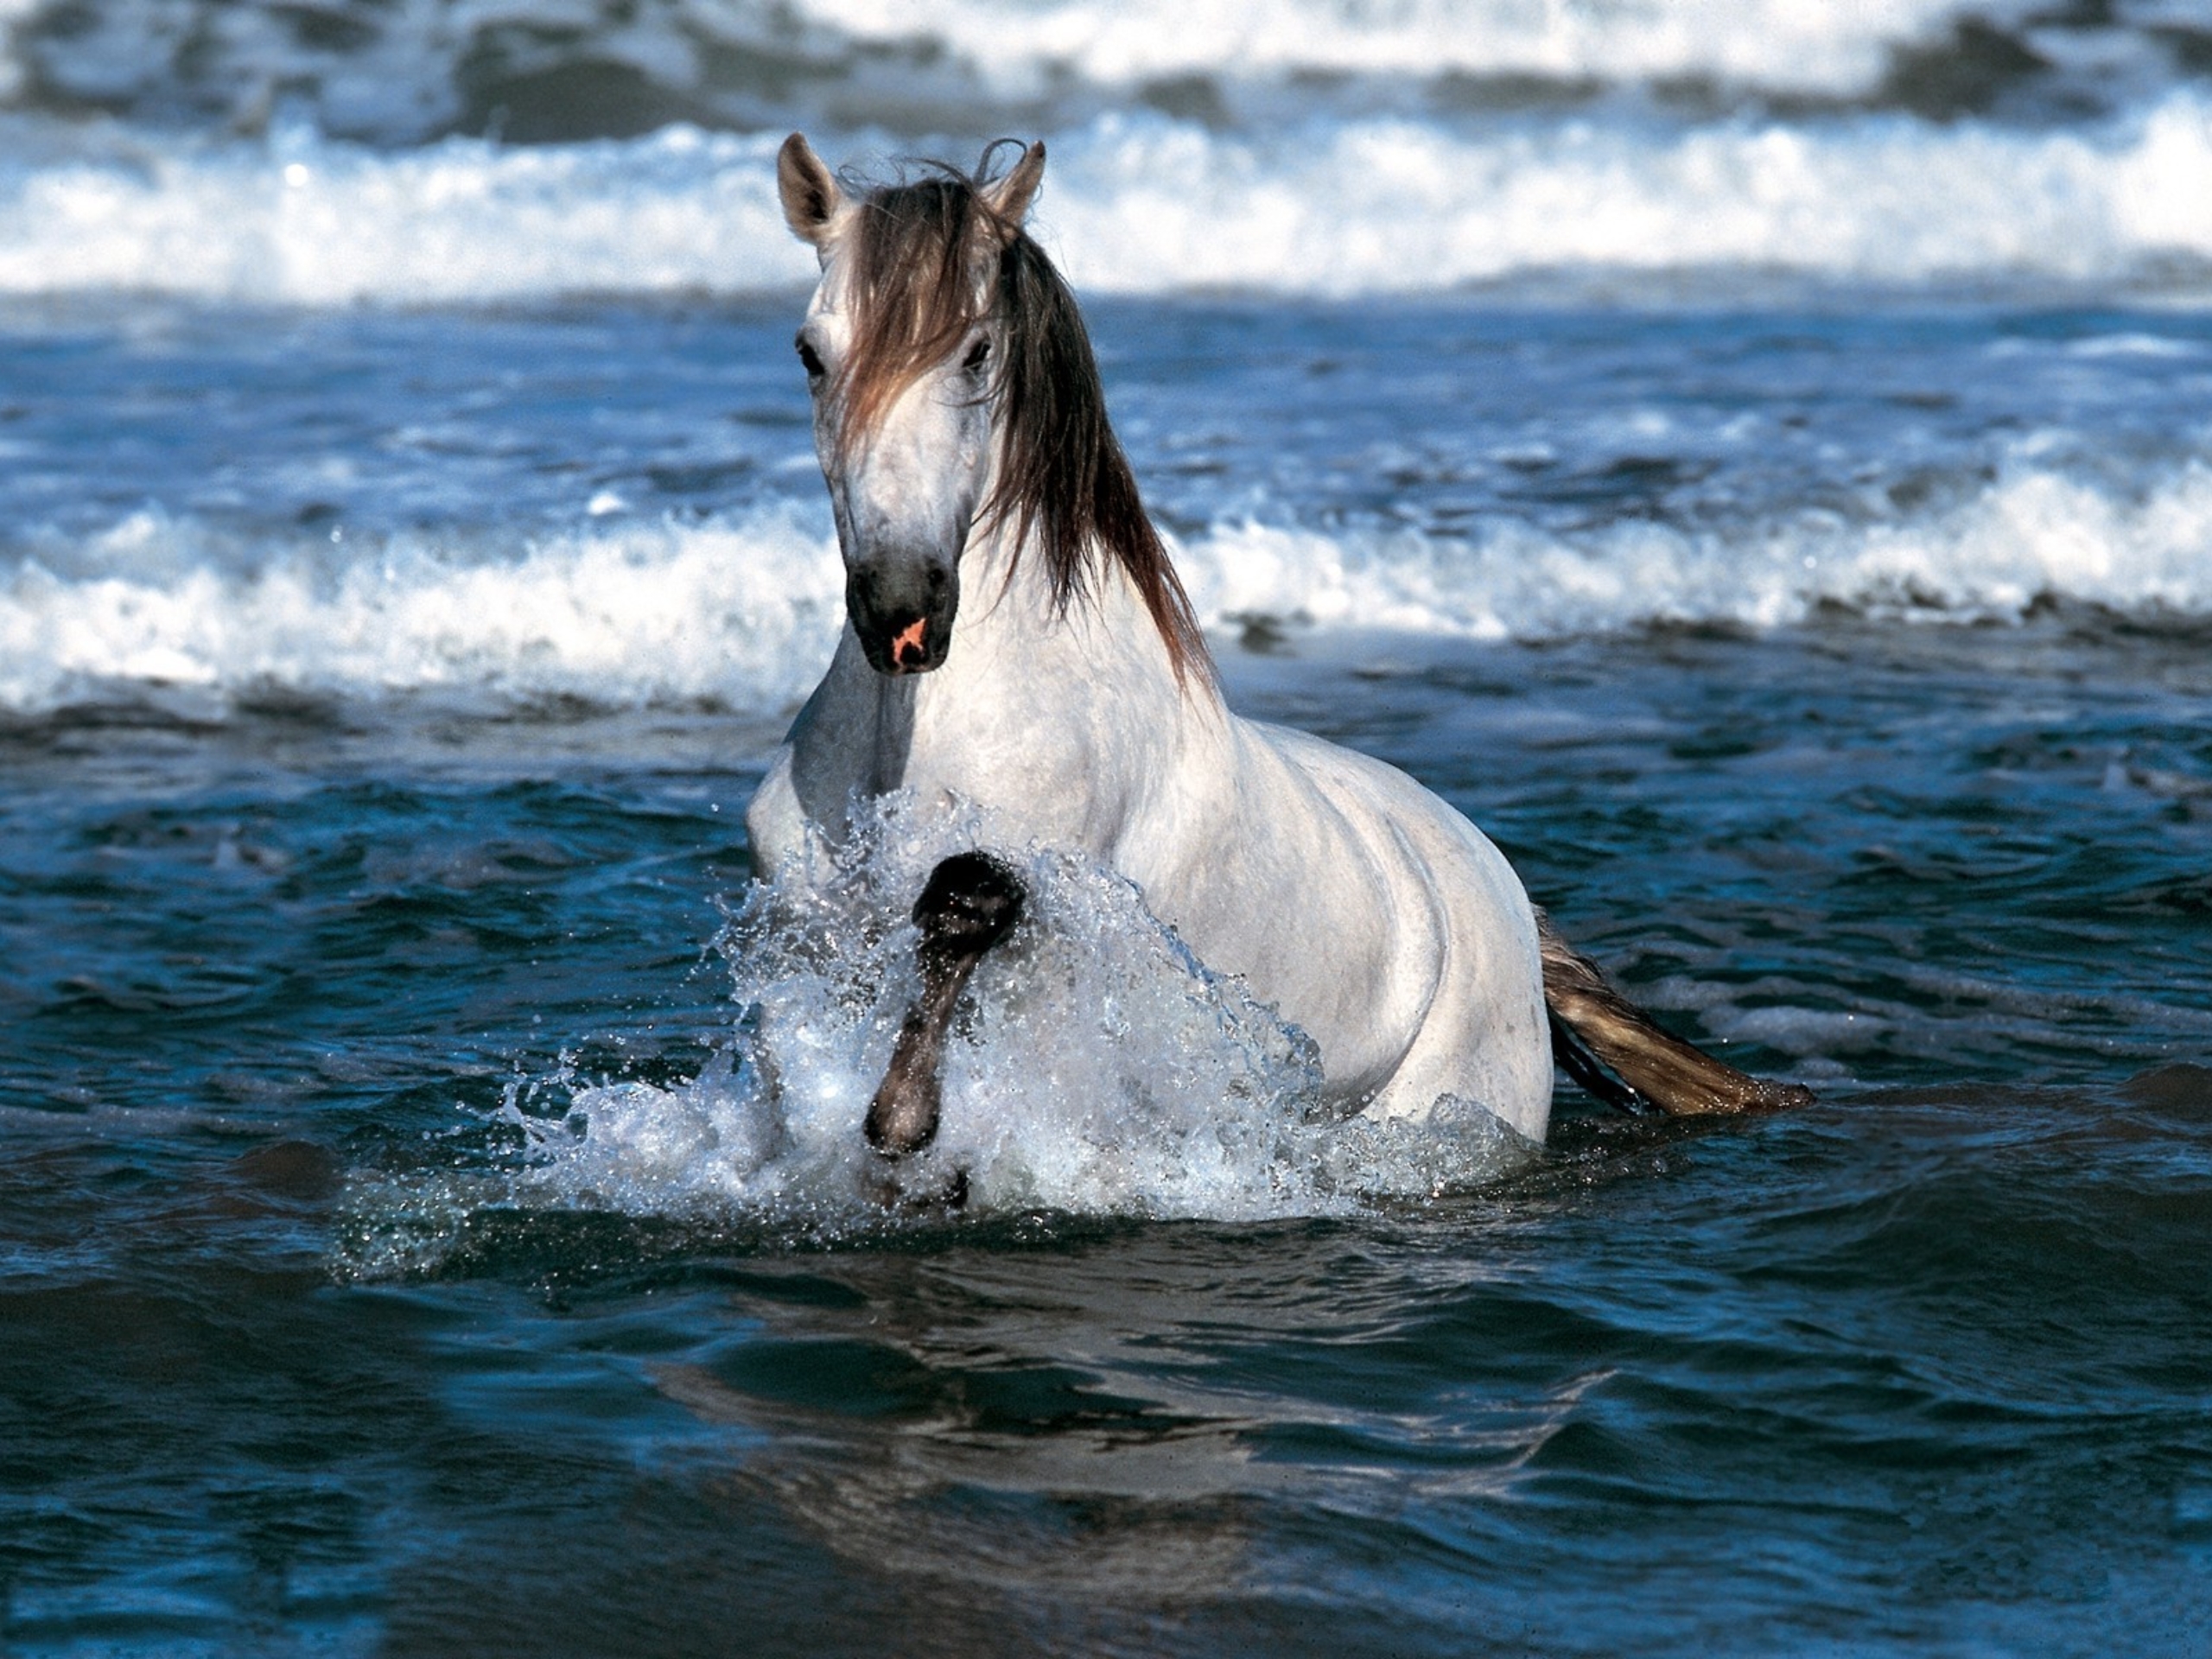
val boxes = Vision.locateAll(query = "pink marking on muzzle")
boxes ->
[892,617,928,669]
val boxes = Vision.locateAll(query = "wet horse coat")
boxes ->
[745,136,1801,1155]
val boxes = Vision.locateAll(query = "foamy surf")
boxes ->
[1186,459,2212,641]
[9,458,2212,718]
[1,0,2050,144]
[336,800,1535,1276]
[0,502,846,714]
[789,0,2010,101]
[0,0,2110,149]
[6,95,2212,304]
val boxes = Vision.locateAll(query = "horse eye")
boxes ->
[795,336,826,379]
[962,337,991,374]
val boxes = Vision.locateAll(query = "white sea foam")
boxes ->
[795,0,2011,99]
[5,96,2212,303]
[0,503,844,713]
[1050,100,2212,295]
[334,798,1534,1261]
[0,0,2067,149]
[0,123,813,305]
[8,459,2212,715]
[1185,460,2212,640]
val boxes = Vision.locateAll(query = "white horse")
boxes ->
[746,136,1804,1161]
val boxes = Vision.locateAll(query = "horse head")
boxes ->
[778,133,1046,677]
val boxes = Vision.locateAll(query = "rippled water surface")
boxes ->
[5,604,2210,1654]
[7,0,2212,1639]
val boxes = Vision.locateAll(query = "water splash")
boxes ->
[337,798,1536,1276]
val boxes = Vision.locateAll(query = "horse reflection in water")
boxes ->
[743,134,1806,1185]
[645,1236,1598,1618]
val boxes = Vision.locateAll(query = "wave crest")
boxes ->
[10,460,2209,716]
[6,98,2212,303]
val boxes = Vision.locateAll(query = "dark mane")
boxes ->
[834,156,1213,685]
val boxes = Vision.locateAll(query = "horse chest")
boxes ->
[901,673,1150,852]
[781,637,1151,859]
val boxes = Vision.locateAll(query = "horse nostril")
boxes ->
[925,565,948,592]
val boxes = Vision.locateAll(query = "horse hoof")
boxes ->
[870,1164,969,1213]
[864,1092,938,1156]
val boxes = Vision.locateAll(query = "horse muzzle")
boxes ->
[848,557,958,676]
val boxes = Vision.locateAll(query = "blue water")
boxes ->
[6,2,2212,1651]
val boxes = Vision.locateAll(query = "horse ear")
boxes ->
[778,133,842,245]
[980,141,1046,243]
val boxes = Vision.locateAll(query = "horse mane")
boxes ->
[832,155,1214,686]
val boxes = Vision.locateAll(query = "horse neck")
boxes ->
[957,518,1196,704]
[802,512,1216,838]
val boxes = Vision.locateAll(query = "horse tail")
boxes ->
[1535,911,1815,1116]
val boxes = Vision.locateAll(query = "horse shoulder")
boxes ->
[1252,721,1521,898]
[1228,717,1463,969]
[745,634,897,877]
[743,746,813,883]
[1233,720,1548,1130]
[1280,726,1541,1002]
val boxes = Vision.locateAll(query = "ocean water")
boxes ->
[4,3,2212,1653]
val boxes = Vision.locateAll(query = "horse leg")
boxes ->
[1535,912,1815,1114]
[867,852,1027,1156]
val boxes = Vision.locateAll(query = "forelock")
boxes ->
[831,174,1004,450]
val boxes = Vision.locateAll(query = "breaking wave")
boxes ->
[8,459,2212,717]
[0,0,2158,145]
[4,95,2212,304]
